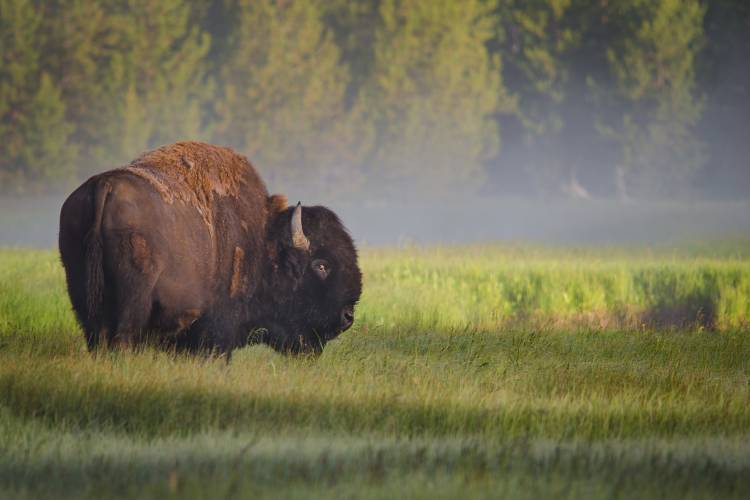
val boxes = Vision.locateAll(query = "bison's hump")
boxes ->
[118,142,266,236]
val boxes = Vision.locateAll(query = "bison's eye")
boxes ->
[311,259,330,280]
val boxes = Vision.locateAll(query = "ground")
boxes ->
[0,244,748,499]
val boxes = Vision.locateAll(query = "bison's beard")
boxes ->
[251,320,327,355]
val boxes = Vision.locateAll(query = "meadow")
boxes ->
[1,244,749,499]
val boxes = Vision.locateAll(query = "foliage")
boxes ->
[209,0,352,192]
[493,0,585,192]
[0,0,75,193]
[492,0,706,198]
[354,0,510,196]
[0,0,747,198]
[85,0,212,170]
[602,0,705,199]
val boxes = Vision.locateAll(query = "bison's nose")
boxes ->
[340,307,354,331]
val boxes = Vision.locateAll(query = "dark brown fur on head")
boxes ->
[255,205,363,354]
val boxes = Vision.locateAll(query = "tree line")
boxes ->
[1,0,748,199]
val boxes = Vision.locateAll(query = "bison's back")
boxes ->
[119,141,268,236]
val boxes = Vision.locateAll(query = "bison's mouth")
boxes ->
[293,334,324,355]
[251,320,333,356]
[269,333,322,356]
[262,330,323,356]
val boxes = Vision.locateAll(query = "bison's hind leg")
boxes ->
[85,325,109,352]
[108,232,164,349]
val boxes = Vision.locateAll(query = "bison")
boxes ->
[59,142,362,356]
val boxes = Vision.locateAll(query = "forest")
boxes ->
[0,0,748,200]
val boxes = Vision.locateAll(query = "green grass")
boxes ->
[1,244,749,498]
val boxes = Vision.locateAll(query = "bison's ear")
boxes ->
[268,194,288,215]
[290,202,310,251]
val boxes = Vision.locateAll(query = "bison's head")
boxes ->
[259,203,362,354]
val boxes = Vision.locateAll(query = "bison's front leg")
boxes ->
[174,307,243,360]
[208,308,246,360]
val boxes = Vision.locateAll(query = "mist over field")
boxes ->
[2,195,750,248]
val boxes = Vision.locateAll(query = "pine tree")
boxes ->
[83,0,211,170]
[319,0,380,104]
[602,0,705,199]
[492,0,614,196]
[358,0,510,196]
[0,0,74,193]
[36,0,121,177]
[212,0,351,193]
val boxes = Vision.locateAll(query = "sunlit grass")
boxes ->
[360,245,750,330]
[1,245,749,498]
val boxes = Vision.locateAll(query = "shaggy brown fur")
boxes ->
[121,141,262,238]
[229,246,246,298]
[267,193,288,215]
[59,142,362,356]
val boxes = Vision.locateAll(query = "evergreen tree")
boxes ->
[212,0,351,192]
[319,0,380,104]
[85,0,211,170]
[492,0,623,197]
[358,0,511,196]
[602,0,705,199]
[36,0,121,176]
[0,0,74,193]
[494,0,580,194]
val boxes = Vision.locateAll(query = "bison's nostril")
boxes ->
[341,308,354,330]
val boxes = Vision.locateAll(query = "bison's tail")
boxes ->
[84,181,112,329]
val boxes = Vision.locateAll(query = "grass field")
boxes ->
[1,244,749,499]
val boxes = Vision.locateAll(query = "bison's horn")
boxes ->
[291,202,310,251]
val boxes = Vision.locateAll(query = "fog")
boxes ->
[2,193,748,249]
